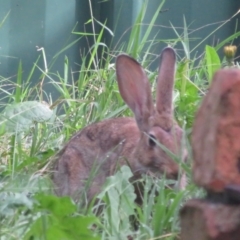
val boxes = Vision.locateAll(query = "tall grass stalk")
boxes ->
[0,0,239,239]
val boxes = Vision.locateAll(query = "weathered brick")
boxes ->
[192,69,240,191]
[180,199,240,240]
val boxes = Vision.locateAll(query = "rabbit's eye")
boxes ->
[148,134,156,147]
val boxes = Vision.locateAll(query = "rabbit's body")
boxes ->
[53,47,185,201]
[53,117,138,200]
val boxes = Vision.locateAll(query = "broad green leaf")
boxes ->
[0,101,54,134]
[24,215,100,240]
[0,192,33,217]
[24,194,100,240]
[205,45,221,81]
[35,194,76,218]
[98,166,136,235]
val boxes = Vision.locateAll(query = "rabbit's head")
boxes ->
[116,47,185,180]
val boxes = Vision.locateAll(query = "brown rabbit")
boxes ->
[53,47,185,202]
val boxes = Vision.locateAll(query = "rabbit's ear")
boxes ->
[116,54,154,132]
[156,47,176,116]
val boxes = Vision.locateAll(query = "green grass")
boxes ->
[0,0,239,239]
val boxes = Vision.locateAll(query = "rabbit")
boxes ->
[52,47,185,202]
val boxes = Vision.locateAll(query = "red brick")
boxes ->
[192,69,240,191]
[180,199,240,240]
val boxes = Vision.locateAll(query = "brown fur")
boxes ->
[52,47,185,202]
